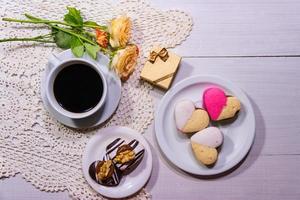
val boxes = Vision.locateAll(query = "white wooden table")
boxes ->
[1,0,300,199]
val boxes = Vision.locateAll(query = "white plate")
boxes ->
[41,50,121,128]
[82,126,153,198]
[155,75,255,175]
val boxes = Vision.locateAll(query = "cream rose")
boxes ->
[111,45,139,81]
[108,16,131,48]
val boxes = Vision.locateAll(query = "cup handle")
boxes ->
[48,53,61,70]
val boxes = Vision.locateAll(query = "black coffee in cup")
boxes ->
[53,63,103,113]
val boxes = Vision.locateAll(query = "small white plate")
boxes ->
[155,75,255,175]
[41,50,121,128]
[82,126,153,198]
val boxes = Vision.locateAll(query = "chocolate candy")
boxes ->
[88,154,122,186]
[106,138,145,175]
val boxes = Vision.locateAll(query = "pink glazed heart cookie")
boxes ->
[203,87,241,121]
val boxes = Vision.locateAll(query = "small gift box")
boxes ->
[140,47,181,90]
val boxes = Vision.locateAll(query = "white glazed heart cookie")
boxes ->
[191,127,223,165]
[174,100,209,134]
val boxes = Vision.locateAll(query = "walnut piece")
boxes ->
[96,160,113,181]
[114,145,135,164]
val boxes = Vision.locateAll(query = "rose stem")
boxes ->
[3,15,98,46]
[50,25,97,45]
[3,14,107,30]
[0,37,54,43]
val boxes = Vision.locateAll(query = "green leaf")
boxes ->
[84,21,108,31]
[84,43,100,59]
[53,29,74,49]
[83,21,99,26]
[64,7,83,26]
[71,38,84,57]
[72,45,84,57]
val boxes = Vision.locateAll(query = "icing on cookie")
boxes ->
[174,100,195,130]
[174,99,209,133]
[203,88,227,120]
[191,127,223,148]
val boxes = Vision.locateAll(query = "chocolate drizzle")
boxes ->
[106,138,124,155]
[107,138,145,173]
[120,149,145,175]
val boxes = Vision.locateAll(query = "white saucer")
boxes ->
[41,50,121,128]
[155,75,255,175]
[82,126,153,198]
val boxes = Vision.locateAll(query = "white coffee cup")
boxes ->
[45,55,107,119]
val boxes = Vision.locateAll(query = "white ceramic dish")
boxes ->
[82,126,153,198]
[41,50,121,128]
[155,75,255,175]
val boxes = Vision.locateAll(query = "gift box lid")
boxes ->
[140,47,181,90]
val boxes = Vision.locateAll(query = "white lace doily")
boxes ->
[0,0,192,199]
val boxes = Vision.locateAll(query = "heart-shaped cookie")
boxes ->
[191,127,223,165]
[191,127,223,148]
[203,88,241,121]
[191,143,218,165]
[174,99,209,134]
[217,96,241,121]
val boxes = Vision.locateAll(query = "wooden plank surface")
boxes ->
[151,0,300,56]
[1,0,300,199]
[171,57,300,155]
[2,57,300,200]
[143,57,300,199]
[1,57,300,200]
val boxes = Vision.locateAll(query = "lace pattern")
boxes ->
[0,0,192,199]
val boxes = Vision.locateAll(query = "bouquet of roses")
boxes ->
[0,7,138,81]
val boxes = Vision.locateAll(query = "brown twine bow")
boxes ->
[148,48,169,63]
